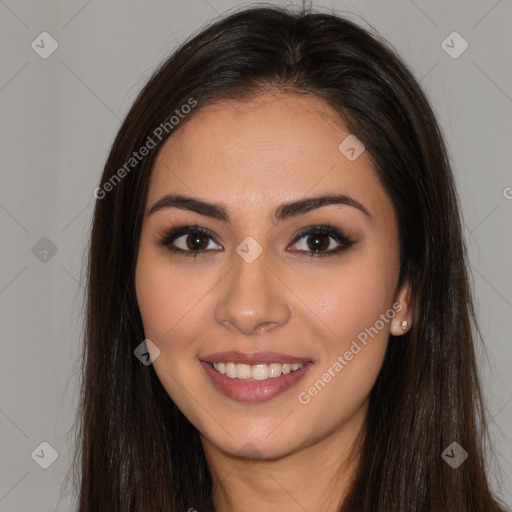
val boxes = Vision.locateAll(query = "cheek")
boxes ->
[135,247,210,346]
[290,252,397,409]
[295,258,397,343]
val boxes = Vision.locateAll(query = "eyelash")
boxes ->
[156,223,356,259]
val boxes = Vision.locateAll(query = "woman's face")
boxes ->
[135,91,411,460]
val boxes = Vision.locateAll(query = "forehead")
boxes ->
[147,92,392,224]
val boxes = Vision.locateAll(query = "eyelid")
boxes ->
[290,224,355,246]
[156,224,221,247]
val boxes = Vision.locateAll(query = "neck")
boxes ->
[201,408,365,512]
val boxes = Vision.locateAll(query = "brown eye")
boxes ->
[305,234,331,252]
[157,225,222,256]
[185,233,210,251]
[288,225,356,257]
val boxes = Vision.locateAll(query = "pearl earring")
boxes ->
[401,320,408,331]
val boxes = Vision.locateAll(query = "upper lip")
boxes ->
[201,351,312,365]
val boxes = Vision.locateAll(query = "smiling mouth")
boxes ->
[209,361,309,381]
[201,359,313,402]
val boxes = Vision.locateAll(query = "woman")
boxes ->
[74,5,508,511]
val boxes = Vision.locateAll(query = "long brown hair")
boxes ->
[72,5,507,511]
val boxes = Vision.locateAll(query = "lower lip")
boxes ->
[201,361,313,403]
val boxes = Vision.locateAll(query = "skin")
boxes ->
[135,91,412,512]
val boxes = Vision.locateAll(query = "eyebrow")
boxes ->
[147,193,372,223]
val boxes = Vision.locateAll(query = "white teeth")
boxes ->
[225,362,237,378]
[252,364,269,381]
[212,361,306,380]
[236,364,252,380]
[268,363,282,378]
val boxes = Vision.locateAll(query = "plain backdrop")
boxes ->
[0,0,511,510]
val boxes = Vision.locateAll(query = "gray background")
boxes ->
[0,0,511,510]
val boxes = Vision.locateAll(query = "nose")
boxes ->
[214,248,291,335]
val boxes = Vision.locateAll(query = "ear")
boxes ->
[390,277,413,336]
